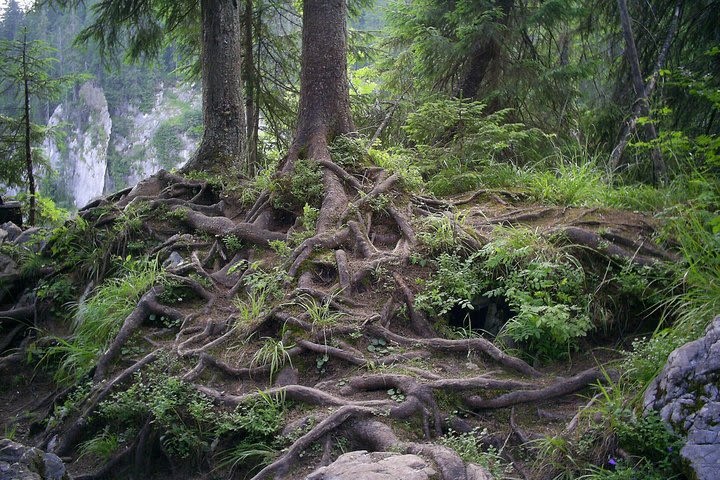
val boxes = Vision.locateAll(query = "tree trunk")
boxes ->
[244,0,258,176]
[455,0,512,101]
[182,0,246,175]
[281,0,354,231]
[287,0,353,160]
[22,34,35,226]
[615,0,666,183]
[610,0,681,176]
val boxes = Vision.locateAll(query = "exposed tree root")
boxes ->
[465,366,613,409]
[366,324,541,377]
[250,405,378,480]
[9,164,674,480]
[93,289,180,382]
[553,226,659,265]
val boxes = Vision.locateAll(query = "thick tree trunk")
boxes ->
[22,36,35,226]
[281,0,354,231]
[455,0,512,101]
[614,0,666,183]
[182,0,246,175]
[285,0,353,162]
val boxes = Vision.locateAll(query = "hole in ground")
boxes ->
[447,297,513,336]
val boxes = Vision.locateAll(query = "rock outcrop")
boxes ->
[44,82,112,209]
[39,82,200,209]
[0,439,71,480]
[306,450,494,480]
[643,316,720,480]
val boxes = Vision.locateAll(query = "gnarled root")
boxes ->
[93,289,180,382]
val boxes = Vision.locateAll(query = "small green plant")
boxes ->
[316,353,330,374]
[77,429,120,460]
[288,203,319,246]
[367,337,394,355]
[222,234,244,253]
[233,289,269,332]
[438,428,511,479]
[293,293,347,331]
[243,263,289,299]
[271,159,324,211]
[35,275,77,319]
[269,240,292,259]
[386,388,405,402]
[251,336,295,381]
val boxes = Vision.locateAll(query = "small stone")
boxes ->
[163,251,184,267]
[274,366,299,387]
[465,362,479,371]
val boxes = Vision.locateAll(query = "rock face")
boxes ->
[643,316,720,480]
[307,451,438,480]
[0,439,71,480]
[109,84,200,190]
[39,82,200,209]
[44,82,112,209]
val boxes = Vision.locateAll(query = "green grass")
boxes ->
[44,257,161,384]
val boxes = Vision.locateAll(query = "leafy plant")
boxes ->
[439,428,511,479]
[386,388,405,402]
[271,159,324,211]
[367,337,394,355]
[223,234,244,253]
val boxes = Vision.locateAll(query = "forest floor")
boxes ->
[0,168,678,480]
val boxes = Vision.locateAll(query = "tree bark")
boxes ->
[280,0,354,231]
[22,33,36,226]
[182,0,246,175]
[285,0,353,164]
[614,0,666,183]
[244,0,258,176]
[455,0,512,101]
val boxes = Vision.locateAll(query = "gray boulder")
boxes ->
[1,222,22,242]
[0,439,71,480]
[307,451,437,480]
[643,316,720,480]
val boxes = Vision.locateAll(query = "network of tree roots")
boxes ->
[0,163,675,479]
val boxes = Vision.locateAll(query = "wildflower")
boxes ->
[608,457,617,466]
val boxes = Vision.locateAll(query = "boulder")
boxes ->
[1,222,22,242]
[643,316,720,480]
[307,451,437,480]
[0,439,71,480]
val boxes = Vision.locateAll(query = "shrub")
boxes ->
[439,428,510,479]
[416,227,593,362]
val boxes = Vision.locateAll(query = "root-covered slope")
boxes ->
[0,163,676,479]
